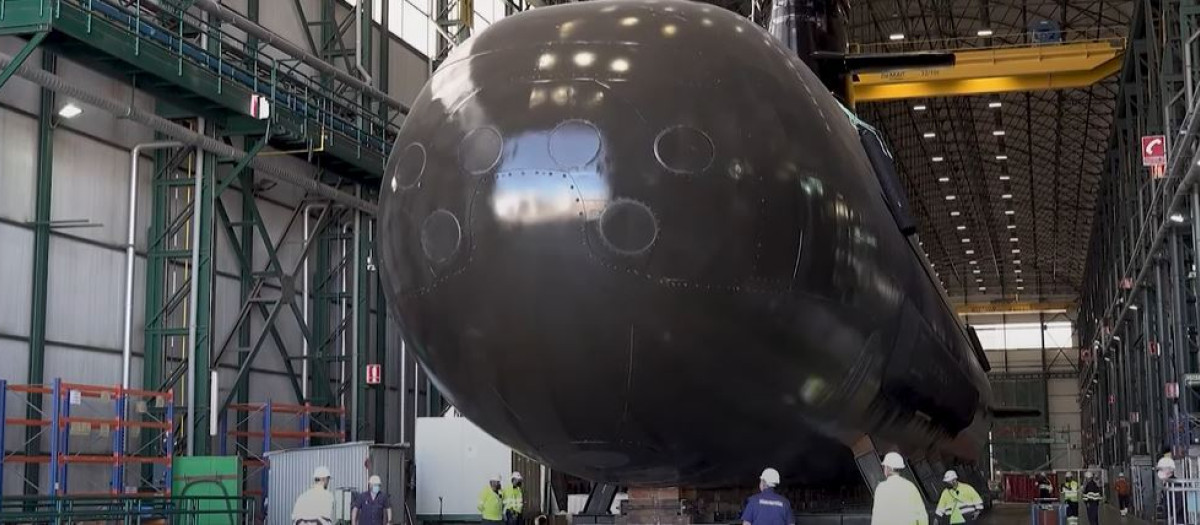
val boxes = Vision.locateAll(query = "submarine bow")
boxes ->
[376,0,992,486]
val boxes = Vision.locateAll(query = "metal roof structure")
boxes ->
[846,0,1133,304]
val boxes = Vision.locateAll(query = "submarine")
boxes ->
[376,0,996,487]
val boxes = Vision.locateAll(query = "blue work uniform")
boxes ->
[739,488,794,525]
[353,491,392,525]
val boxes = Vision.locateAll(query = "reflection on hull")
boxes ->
[376,0,992,486]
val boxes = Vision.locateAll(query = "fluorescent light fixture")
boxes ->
[58,103,83,119]
[1009,237,1019,242]
[950,211,961,217]
[973,269,981,274]
[932,156,945,162]
[1017,286,1025,290]
[1012,249,1021,254]
[913,104,927,111]
[993,130,1006,136]
[996,155,1008,161]
[924,132,936,138]
[1170,213,1185,223]
[999,175,1011,181]
[1001,194,1012,199]
[979,287,987,291]
[970,260,978,265]
[976,278,983,283]
[977,29,994,36]
[1129,304,1139,311]
[956,225,967,231]
[1007,224,1017,229]
[938,176,950,182]
[1004,210,1015,215]
[573,52,597,67]
[988,101,1003,108]
[945,195,957,200]
[1016,276,1023,281]
[890,33,905,40]
[966,249,976,255]
[1013,260,1021,264]
[961,238,971,243]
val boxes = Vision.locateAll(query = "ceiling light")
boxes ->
[1013,260,1021,264]
[979,287,987,291]
[924,132,936,138]
[945,195,956,200]
[610,58,631,72]
[962,238,971,243]
[932,156,945,162]
[978,29,994,36]
[1129,304,1139,311]
[1171,213,1185,223]
[58,103,83,119]
[970,260,978,265]
[1004,210,1015,215]
[938,176,950,182]
[914,104,927,111]
[890,33,906,41]
[950,211,961,217]
[993,130,1006,136]
[996,155,1008,161]
[1012,249,1021,254]
[573,52,596,67]
[1017,286,1025,290]
[988,101,1003,108]
[973,269,981,274]
[1016,276,1023,281]
[966,249,976,255]
[956,225,966,231]
[1010,237,1019,242]
[1007,224,1017,229]
[1001,194,1012,199]
[999,175,1011,182]
[976,278,983,283]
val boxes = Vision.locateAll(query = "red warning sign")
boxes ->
[366,364,382,385]
[1142,135,1167,167]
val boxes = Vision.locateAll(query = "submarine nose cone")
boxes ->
[378,0,879,485]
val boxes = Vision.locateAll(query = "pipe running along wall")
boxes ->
[0,51,380,215]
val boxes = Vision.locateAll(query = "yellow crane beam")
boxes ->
[851,39,1125,102]
[954,301,1076,314]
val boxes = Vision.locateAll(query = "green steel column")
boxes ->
[141,147,171,483]
[191,148,216,455]
[374,263,387,442]
[355,205,370,441]
[235,159,255,453]
[24,50,55,496]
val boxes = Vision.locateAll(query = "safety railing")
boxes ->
[0,494,257,524]
[850,26,1129,54]
[0,379,174,496]
[1161,478,1200,525]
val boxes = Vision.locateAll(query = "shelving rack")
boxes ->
[218,401,346,502]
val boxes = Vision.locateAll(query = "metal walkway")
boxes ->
[0,0,405,180]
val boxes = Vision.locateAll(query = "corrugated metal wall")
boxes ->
[990,378,1050,470]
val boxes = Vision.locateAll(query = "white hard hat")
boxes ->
[313,466,331,479]
[1065,471,1073,477]
[1084,471,1093,479]
[511,472,523,481]
[881,452,906,470]
[1158,456,1177,471]
[490,473,502,482]
[760,468,781,486]
[1118,472,1126,477]
[369,475,382,485]
[943,470,958,482]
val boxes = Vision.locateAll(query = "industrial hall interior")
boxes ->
[1,0,1200,523]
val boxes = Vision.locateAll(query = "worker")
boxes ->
[871,453,928,525]
[1060,471,1080,525]
[934,470,983,524]
[478,474,504,525]
[1114,472,1130,516]
[291,466,334,525]
[1158,454,1185,523]
[739,467,794,525]
[502,472,524,525]
[1081,472,1102,525]
[351,475,392,525]
[1035,472,1053,500]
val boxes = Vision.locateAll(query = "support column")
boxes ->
[24,50,55,496]
[188,148,216,455]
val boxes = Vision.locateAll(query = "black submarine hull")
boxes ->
[376,0,992,486]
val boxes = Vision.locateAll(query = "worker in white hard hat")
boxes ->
[871,453,928,525]
[291,466,334,524]
[502,472,524,525]
[478,474,504,524]
[1081,472,1102,525]
[1061,471,1080,524]
[934,470,983,524]
[352,474,392,525]
[739,468,794,525]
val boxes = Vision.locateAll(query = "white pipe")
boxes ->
[400,339,407,441]
[122,141,182,391]
[209,370,219,436]
[186,117,206,456]
[351,187,362,441]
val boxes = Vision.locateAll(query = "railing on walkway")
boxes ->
[0,494,257,524]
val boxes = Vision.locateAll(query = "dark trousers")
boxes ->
[1118,494,1130,509]
[1065,502,1078,517]
[1086,503,1099,524]
[504,510,521,525]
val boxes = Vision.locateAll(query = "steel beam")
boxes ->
[0,31,46,91]
[23,49,54,496]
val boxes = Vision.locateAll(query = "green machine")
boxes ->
[173,456,243,524]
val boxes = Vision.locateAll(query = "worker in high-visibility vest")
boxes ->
[1035,473,1053,499]
[478,474,504,524]
[1082,472,1103,525]
[871,453,928,525]
[1060,471,1080,525]
[934,470,983,524]
[501,472,524,525]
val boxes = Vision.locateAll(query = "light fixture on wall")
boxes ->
[58,103,83,119]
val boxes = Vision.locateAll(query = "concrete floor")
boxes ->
[979,503,1149,525]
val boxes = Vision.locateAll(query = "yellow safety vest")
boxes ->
[502,485,524,513]
[478,487,503,521]
[935,483,984,525]
[1061,480,1080,502]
